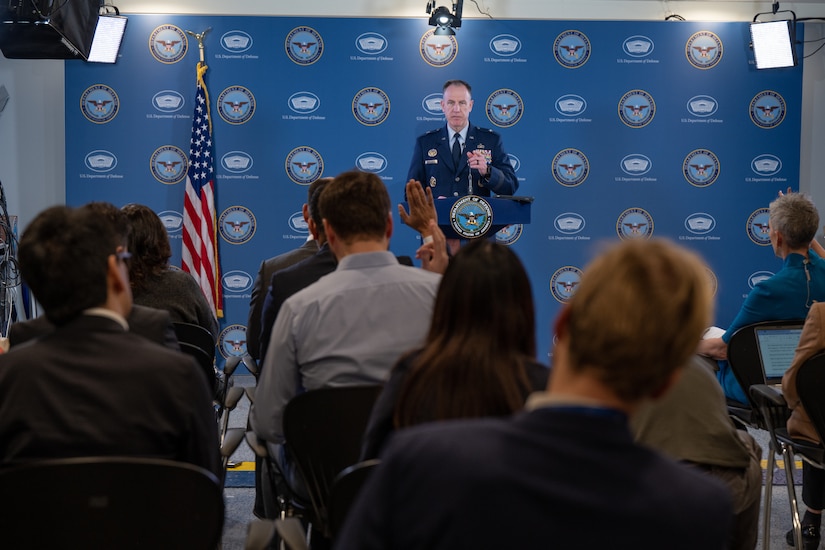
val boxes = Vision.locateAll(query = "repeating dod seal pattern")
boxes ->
[420,30,458,67]
[550,266,583,303]
[750,90,786,129]
[554,30,591,68]
[552,149,590,187]
[683,149,720,187]
[80,84,119,124]
[285,146,324,185]
[285,26,324,65]
[685,30,723,69]
[746,208,772,246]
[352,87,391,126]
[219,206,256,245]
[616,207,654,240]
[219,324,248,359]
[150,145,187,185]
[149,24,188,64]
[618,90,655,128]
[218,86,256,125]
[486,89,524,128]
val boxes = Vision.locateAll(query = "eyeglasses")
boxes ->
[115,249,132,265]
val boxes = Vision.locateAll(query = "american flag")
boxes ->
[181,62,223,319]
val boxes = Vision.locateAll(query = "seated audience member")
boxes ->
[361,239,548,459]
[335,239,732,550]
[250,170,440,506]
[258,177,334,362]
[632,356,762,550]
[0,205,220,477]
[121,203,219,341]
[258,178,441,362]
[782,301,825,549]
[698,192,825,403]
[246,178,331,363]
[9,303,178,350]
[8,202,179,351]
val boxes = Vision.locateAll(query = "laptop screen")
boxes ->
[755,325,804,383]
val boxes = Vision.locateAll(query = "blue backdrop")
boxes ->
[64,15,804,364]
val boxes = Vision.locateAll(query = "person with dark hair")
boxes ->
[0,204,220,477]
[336,239,732,550]
[360,239,548,459]
[8,202,180,350]
[250,169,440,501]
[121,203,218,341]
[698,192,825,403]
[407,79,517,199]
[257,177,335,363]
[246,178,332,363]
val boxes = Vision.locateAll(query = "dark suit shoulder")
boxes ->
[423,127,442,136]
[472,125,501,136]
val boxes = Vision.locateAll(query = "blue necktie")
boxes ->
[452,134,461,166]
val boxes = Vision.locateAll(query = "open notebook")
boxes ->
[755,324,804,384]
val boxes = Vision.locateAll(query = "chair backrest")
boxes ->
[173,322,217,394]
[283,385,382,538]
[0,456,224,549]
[728,319,805,406]
[173,321,216,354]
[795,352,825,443]
[329,459,380,539]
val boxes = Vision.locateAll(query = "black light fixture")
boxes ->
[0,0,126,62]
[426,0,463,36]
[751,2,798,69]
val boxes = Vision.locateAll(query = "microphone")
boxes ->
[468,167,473,196]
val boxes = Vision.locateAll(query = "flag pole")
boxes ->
[181,26,223,320]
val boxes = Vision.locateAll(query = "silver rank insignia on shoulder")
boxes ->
[428,149,438,157]
[429,176,437,187]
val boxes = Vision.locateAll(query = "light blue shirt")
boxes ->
[251,251,440,443]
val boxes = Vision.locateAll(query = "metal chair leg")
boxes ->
[782,445,804,550]
[763,443,776,550]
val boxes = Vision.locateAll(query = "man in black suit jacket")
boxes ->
[336,239,733,550]
[246,178,333,362]
[0,204,220,478]
[8,303,179,350]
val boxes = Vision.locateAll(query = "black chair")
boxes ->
[173,321,218,396]
[0,456,224,549]
[328,459,380,539]
[255,384,383,548]
[727,319,804,427]
[751,353,825,550]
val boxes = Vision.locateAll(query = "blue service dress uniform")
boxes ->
[407,124,518,198]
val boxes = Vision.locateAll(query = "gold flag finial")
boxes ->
[185,27,211,63]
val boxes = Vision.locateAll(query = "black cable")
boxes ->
[804,40,825,59]
[665,14,685,21]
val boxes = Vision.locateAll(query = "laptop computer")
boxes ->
[755,324,805,384]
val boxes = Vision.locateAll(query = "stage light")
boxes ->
[0,0,126,62]
[426,0,463,36]
[750,20,797,69]
[88,14,127,63]
[751,2,797,70]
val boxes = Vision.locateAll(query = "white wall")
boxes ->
[2,0,825,229]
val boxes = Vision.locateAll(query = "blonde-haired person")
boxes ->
[336,239,732,550]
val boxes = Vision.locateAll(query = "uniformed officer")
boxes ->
[407,79,518,199]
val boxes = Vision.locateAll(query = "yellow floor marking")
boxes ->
[761,459,803,469]
[226,461,255,471]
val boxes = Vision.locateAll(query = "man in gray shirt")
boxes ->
[250,169,440,496]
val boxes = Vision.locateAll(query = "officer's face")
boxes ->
[442,84,473,132]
